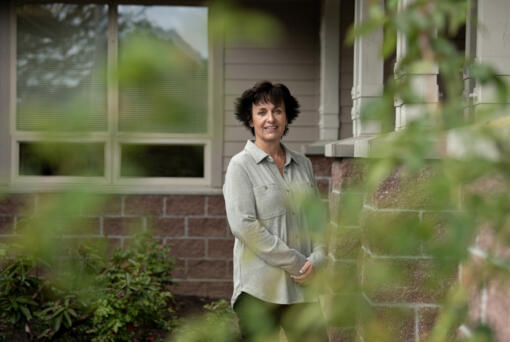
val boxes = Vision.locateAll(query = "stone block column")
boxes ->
[351,0,384,137]
[357,167,457,342]
[471,0,510,116]
[394,0,439,130]
[319,0,341,141]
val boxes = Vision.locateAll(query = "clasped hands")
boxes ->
[291,260,314,285]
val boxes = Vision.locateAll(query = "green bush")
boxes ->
[0,233,175,341]
[172,299,239,342]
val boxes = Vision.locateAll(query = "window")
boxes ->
[12,3,217,189]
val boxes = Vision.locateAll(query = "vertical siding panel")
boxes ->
[0,5,11,183]
[222,0,321,177]
[339,0,355,139]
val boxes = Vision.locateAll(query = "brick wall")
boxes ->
[0,193,234,298]
[0,158,332,301]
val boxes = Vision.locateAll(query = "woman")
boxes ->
[223,81,328,341]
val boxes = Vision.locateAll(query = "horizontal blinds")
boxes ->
[16,4,108,132]
[117,5,208,134]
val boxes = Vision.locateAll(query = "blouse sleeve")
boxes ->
[223,160,307,276]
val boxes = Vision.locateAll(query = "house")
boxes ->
[1,0,508,341]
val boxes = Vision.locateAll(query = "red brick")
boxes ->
[124,195,163,216]
[227,260,233,277]
[188,218,228,237]
[106,237,122,255]
[0,195,35,214]
[166,239,205,258]
[67,217,100,235]
[35,193,69,211]
[103,217,143,235]
[308,155,332,177]
[80,195,122,215]
[166,196,205,216]
[0,236,21,245]
[207,281,233,298]
[226,226,234,239]
[316,178,330,198]
[187,260,228,279]
[13,216,49,235]
[123,236,163,250]
[170,281,207,297]
[207,196,226,216]
[0,216,14,234]
[208,239,234,258]
[147,217,185,237]
[172,258,186,279]
[12,216,29,233]
[70,236,108,253]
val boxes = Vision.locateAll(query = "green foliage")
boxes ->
[0,234,175,341]
[0,242,89,341]
[172,299,238,342]
[88,234,175,342]
[340,0,510,340]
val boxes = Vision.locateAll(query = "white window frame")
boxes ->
[7,1,224,193]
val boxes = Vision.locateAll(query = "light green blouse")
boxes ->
[223,140,327,306]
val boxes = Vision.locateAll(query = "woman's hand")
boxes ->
[291,261,314,285]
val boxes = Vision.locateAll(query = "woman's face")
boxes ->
[250,101,287,144]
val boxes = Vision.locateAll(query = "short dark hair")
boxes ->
[234,81,300,136]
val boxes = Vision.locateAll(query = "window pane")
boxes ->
[16,4,108,131]
[121,144,204,177]
[118,6,208,133]
[19,142,105,176]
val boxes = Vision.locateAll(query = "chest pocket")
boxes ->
[253,183,286,219]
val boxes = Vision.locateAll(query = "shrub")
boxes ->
[171,299,239,342]
[0,233,175,341]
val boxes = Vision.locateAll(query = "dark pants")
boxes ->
[233,292,329,342]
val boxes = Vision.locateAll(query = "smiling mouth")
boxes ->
[264,126,278,130]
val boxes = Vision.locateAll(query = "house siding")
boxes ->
[222,0,321,178]
[339,0,354,139]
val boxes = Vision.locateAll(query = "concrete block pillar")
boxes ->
[351,0,384,137]
[319,0,341,141]
[471,0,510,115]
[394,0,439,130]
